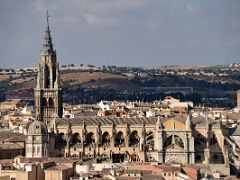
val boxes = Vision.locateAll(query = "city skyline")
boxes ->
[0,0,240,68]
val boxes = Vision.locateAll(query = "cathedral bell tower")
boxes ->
[35,11,63,131]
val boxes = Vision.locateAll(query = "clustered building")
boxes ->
[0,14,240,180]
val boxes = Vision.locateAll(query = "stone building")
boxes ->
[54,116,195,164]
[0,131,25,159]
[25,115,49,158]
[49,114,229,176]
[24,12,231,177]
[51,115,227,167]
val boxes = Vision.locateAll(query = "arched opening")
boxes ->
[195,154,202,163]
[114,131,124,147]
[129,130,139,147]
[211,153,224,164]
[213,154,219,160]
[145,131,154,151]
[72,132,81,145]
[210,133,218,145]
[86,132,95,146]
[53,64,56,87]
[194,133,206,150]
[43,98,47,107]
[45,65,50,88]
[49,97,54,107]
[102,131,110,147]
[164,135,184,149]
[57,132,66,147]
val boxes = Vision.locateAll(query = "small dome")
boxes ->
[27,120,48,135]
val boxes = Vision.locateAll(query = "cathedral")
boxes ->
[25,14,229,174]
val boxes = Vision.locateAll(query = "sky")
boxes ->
[0,0,240,68]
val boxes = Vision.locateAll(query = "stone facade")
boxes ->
[31,13,229,173]
[25,116,49,158]
[51,115,227,167]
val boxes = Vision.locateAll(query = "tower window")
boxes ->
[49,97,54,107]
[45,65,50,88]
[36,126,39,129]
[43,98,47,107]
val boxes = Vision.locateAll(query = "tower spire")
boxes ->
[42,10,53,53]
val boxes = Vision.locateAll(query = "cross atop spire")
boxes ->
[46,10,50,26]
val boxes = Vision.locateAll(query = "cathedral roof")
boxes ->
[27,120,48,135]
[56,116,187,127]
[191,116,221,128]
[56,117,157,126]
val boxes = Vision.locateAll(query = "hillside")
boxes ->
[0,71,140,92]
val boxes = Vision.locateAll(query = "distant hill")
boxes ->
[0,71,140,92]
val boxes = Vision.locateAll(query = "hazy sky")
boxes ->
[0,0,240,68]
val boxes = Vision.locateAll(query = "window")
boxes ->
[213,154,219,160]
[196,154,202,161]
[36,126,39,129]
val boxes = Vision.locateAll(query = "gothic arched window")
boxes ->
[43,98,47,107]
[129,130,139,147]
[45,65,50,88]
[102,131,110,147]
[49,97,54,107]
[114,131,124,147]
[164,135,184,149]
[145,131,154,151]
[72,132,81,145]
[86,132,95,146]
[210,134,218,145]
